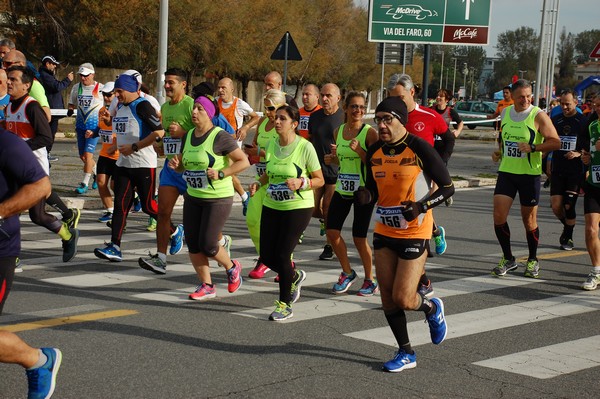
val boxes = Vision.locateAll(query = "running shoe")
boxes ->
[269,300,293,321]
[189,283,216,301]
[426,297,447,345]
[132,195,142,213]
[75,183,88,194]
[138,254,167,275]
[227,260,242,293]
[559,234,574,251]
[26,347,62,399]
[242,192,250,216]
[491,256,518,277]
[357,279,379,296]
[248,259,269,279]
[98,211,112,223]
[582,272,600,291]
[290,269,307,304]
[319,219,326,236]
[62,227,80,262]
[146,217,157,232]
[445,197,453,206]
[433,226,447,255]
[15,257,22,273]
[169,224,185,255]
[417,280,434,297]
[382,349,417,372]
[63,208,81,230]
[298,232,304,244]
[523,259,540,278]
[217,235,232,268]
[47,154,59,162]
[91,174,98,190]
[319,244,334,260]
[94,242,122,262]
[332,270,357,294]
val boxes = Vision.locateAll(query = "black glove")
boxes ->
[400,200,425,222]
[67,109,74,117]
[354,186,372,206]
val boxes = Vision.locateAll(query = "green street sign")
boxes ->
[368,0,492,45]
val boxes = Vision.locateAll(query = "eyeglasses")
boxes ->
[102,92,114,97]
[349,104,366,111]
[2,61,17,68]
[265,105,277,111]
[374,115,396,125]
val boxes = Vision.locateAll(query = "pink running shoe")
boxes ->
[249,260,270,279]
[189,283,216,301]
[227,260,243,293]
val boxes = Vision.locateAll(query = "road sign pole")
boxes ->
[379,43,386,104]
[283,32,289,92]
[422,44,431,106]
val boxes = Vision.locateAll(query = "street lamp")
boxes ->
[470,67,476,99]
[462,63,469,100]
[518,70,527,79]
[452,57,458,97]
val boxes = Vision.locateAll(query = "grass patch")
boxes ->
[451,175,467,181]
[475,173,497,178]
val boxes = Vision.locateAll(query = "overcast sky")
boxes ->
[357,0,597,57]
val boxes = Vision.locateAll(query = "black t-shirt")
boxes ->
[551,112,587,176]
[308,107,344,180]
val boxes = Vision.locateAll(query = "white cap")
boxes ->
[78,62,95,75]
[124,69,142,84]
[102,81,115,93]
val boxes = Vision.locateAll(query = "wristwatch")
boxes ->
[218,170,225,180]
[530,144,537,152]
[132,143,139,152]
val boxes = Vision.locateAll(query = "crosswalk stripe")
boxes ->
[233,275,542,322]
[344,290,600,348]
[473,335,600,379]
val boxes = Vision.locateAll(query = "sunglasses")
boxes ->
[350,104,366,111]
[102,92,114,97]
[265,105,278,111]
[80,74,91,78]
[2,61,17,67]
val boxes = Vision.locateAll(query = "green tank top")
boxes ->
[182,127,233,199]
[263,136,315,211]
[335,123,370,196]
[161,95,195,159]
[499,106,543,175]
[255,117,277,178]
[586,120,600,188]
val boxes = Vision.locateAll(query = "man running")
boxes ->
[298,83,321,139]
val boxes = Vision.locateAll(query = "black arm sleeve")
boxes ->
[412,136,455,209]
[449,108,462,124]
[439,128,455,161]
[25,102,53,151]
[363,142,382,204]
[135,100,163,133]
[576,121,590,152]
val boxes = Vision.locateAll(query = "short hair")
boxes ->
[0,38,16,49]
[387,73,414,91]
[302,83,319,94]
[7,65,34,90]
[503,85,511,91]
[344,91,366,109]
[511,79,532,92]
[164,68,187,82]
[263,89,287,107]
[560,88,576,97]
[437,89,453,101]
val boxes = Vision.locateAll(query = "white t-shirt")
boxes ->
[219,97,255,130]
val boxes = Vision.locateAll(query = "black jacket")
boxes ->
[38,66,71,110]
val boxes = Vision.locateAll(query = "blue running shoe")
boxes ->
[269,300,293,321]
[26,347,62,399]
[357,279,379,296]
[242,192,250,216]
[75,183,88,194]
[169,224,185,255]
[98,211,112,223]
[91,174,98,190]
[383,349,416,372]
[434,226,447,255]
[94,242,123,262]
[332,270,357,294]
[132,194,142,213]
[426,297,447,345]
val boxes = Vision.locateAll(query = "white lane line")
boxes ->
[344,290,600,348]
[473,335,600,379]
[233,274,540,322]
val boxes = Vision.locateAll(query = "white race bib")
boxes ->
[560,136,577,151]
[504,141,524,158]
[267,183,295,201]
[255,162,267,177]
[163,137,182,155]
[98,129,113,144]
[182,170,209,189]
[113,117,130,137]
[592,165,600,184]
[78,95,93,111]
[338,173,360,194]
[375,205,408,229]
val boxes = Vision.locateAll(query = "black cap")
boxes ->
[375,96,408,125]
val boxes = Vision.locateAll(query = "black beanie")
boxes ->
[375,96,408,125]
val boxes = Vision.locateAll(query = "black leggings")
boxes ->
[111,166,158,245]
[183,195,233,256]
[260,206,313,304]
[326,191,374,237]
[0,256,16,315]
[29,198,61,233]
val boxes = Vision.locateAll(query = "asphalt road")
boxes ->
[1,135,598,398]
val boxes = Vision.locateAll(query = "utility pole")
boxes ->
[452,57,458,97]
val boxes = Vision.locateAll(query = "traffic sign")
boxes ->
[590,41,600,58]
[368,0,492,45]
[270,31,302,61]
[376,43,414,65]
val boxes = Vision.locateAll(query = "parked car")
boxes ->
[454,101,497,129]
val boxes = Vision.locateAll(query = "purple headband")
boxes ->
[195,96,216,119]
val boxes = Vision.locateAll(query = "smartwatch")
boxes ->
[132,143,139,152]
[530,144,537,152]
[218,170,225,180]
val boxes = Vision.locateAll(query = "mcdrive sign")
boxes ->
[368,0,491,45]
